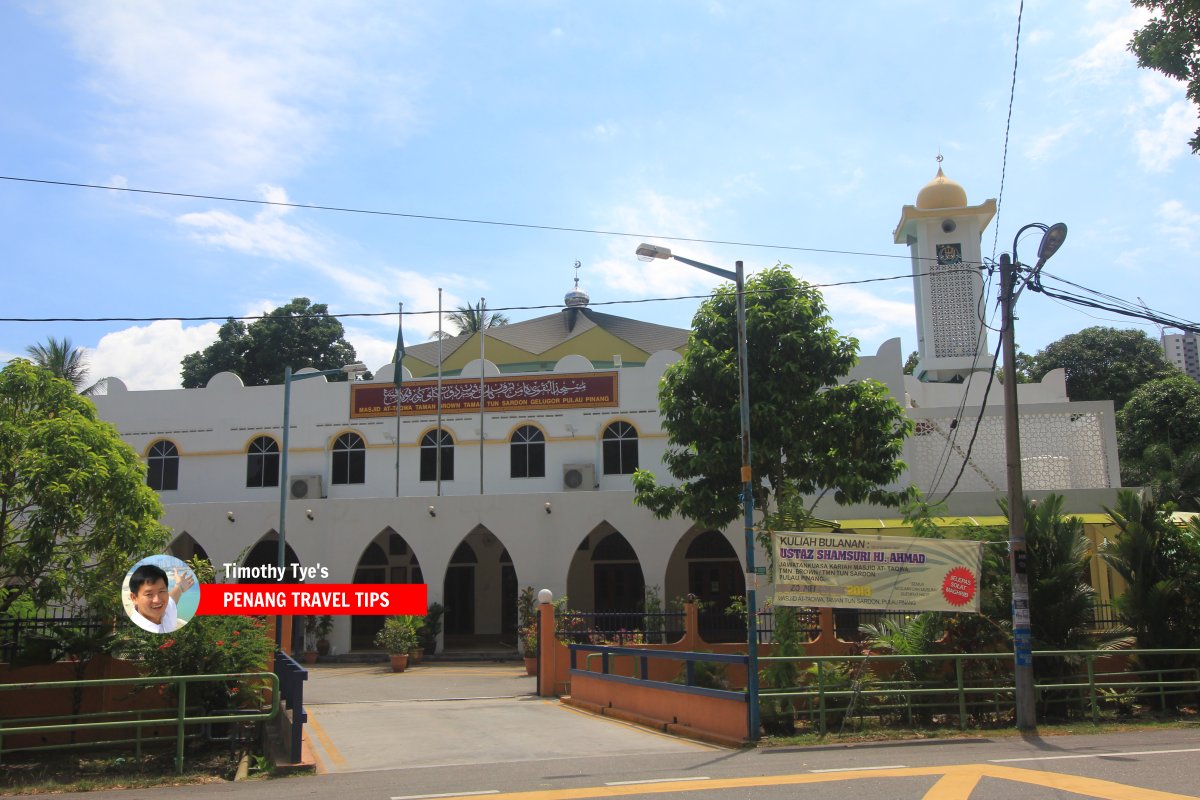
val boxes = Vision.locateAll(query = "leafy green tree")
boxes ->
[431,301,511,340]
[1129,0,1200,154]
[1117,373,1200,500]
[122,559,276,712]
[1025,327,1172,410]
[633,265,913,529]
[1102,490,1200,651]
[0,360,167,616]
[181,297,360,388]
[903,350,918,375]
[25,337,103,395]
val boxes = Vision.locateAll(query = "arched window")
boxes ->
[146,440,179,491]
[245,436,280,488]
[602,421,638,475]
[420,429,454,482]
[332,432,366,485]
[510,425,545,478]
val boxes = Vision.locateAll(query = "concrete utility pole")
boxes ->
[999,252,1035,730]
[999,221,1067,731]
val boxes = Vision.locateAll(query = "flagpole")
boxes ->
[436,288,444,498]
[479,297,485,496]
[394,301,404,499]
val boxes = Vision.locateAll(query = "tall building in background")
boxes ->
[1162,332,1200,382]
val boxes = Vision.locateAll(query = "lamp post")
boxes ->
[276,362,366,648]
[999,222,1067,730]
[635,243,760,740]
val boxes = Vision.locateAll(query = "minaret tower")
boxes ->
[894,159,997,382]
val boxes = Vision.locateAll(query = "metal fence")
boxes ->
[554,611,685,645]
[0,671,279,773]
[0,609,108,663]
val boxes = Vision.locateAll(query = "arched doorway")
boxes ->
[166,532,210,566]
[240,533,301,583]
[442,526,515,651]
[567,525,647,615]
[351,529,422,651]
[679,530,745,643]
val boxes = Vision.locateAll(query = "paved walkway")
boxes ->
[302,661,716,773]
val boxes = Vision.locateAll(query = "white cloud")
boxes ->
[1026,122,1076,162]
[89,320,221,390]
[1134,101,1196,172]
[1064,6,1150,84]
[595,189,729,297]
[1157,200,1200,249]
[49,2,424,186]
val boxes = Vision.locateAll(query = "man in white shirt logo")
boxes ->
[128,563,195,633]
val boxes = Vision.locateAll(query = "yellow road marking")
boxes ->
[923,768,982,799]
[305,709,348,769]
[442,764,1197,800]
[982,764,1197,800]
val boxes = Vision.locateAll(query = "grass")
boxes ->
[760,705,1199,747]
[0,744,274,795]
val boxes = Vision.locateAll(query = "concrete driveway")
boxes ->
[302,662,717,774]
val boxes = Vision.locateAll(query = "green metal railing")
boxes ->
[759,648,1200,734]
[0,672,279,774]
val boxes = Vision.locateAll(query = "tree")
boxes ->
[1129,0,1200,155]
[903,350,918,375]
[1025,326,1172,410]
[1102,490,1200,651]
[181,298,360,388]
[632,265,913,530]
[1117,372,1200,498]
[25,337,102,395]
[430,301,511,340]
[0,360,167,616]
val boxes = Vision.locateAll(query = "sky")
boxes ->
[2,0,1197,390]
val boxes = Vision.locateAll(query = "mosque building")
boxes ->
[92,167,1123,654]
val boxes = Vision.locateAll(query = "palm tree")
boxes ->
[430,302,510,340]
[25,337,102,395]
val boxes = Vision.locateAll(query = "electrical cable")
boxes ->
[934,332,1005,505]
[1,174,956,265]
[990,0,1024,264]
[0,265,982,324]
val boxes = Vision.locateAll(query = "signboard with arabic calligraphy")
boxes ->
[349,372,619,418]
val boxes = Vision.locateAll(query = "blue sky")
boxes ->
[2,0,1197,389]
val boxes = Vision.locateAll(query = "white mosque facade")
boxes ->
[91,169,1122,653]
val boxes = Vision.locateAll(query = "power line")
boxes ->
[0,266,979,324]
[1,174,937,264]
[990,0,1025,263]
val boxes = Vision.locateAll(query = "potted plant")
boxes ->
[314,614,334,656]
[375,615,419,672]
[302,615,320,664]
[420,602,444,657]
[521,622,538,676]
[516,587,538,674]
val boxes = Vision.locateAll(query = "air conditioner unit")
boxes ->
[562,463,596,491]
[290,475,324,500]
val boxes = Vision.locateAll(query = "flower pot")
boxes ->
[317,638,331,656]
[303,650,319,665]
[409,646,424,664]
[389,653,409,672]
[523,656,537,676]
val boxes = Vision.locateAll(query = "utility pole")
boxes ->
[1000,252,1036,730]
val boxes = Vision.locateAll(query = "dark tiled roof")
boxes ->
[402,308,689,365]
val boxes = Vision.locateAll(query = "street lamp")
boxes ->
[276,362,366,648]
[999,222,1067,730]
[635,243,760,740]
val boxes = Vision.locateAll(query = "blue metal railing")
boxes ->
[273,650,307,760]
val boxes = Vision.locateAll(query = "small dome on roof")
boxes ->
[916,166,968,210]
[564,262,589,307]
